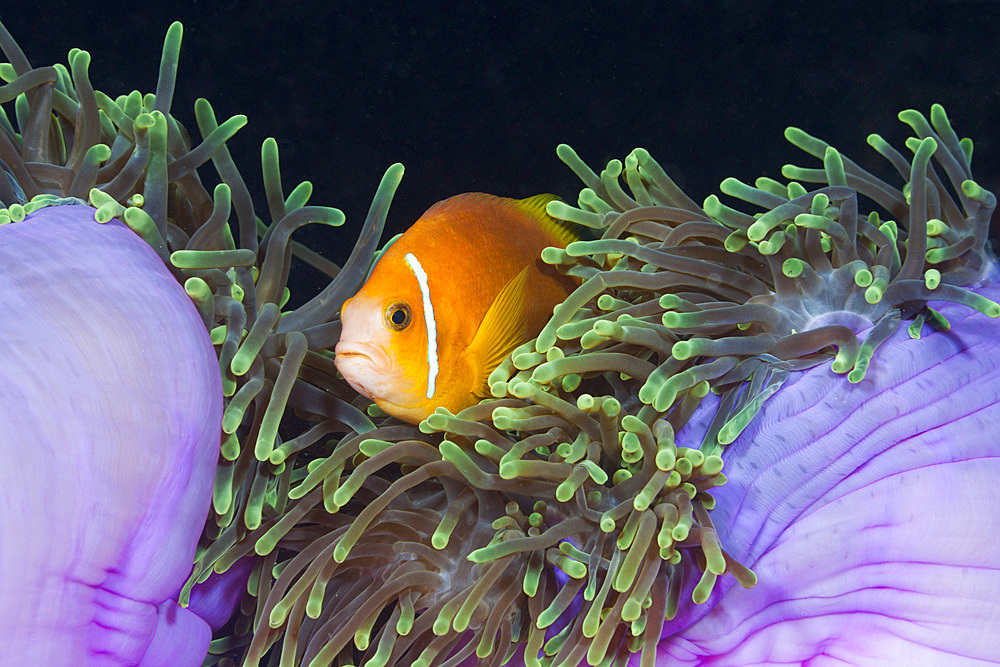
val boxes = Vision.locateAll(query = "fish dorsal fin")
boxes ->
[511,194,582,247]
[469,264,532,397]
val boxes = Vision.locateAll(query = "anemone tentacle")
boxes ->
[201,107,996,666]
[1,19,400,666]
[3,17,998,667]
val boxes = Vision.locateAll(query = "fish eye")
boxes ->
[383,301,412,331]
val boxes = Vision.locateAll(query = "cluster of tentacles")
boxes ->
[197,105,994,667]
[2,19,996,667]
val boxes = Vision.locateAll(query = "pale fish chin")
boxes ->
[334,341,393,401]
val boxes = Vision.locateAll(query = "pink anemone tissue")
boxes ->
[0,203,221,665]
[654,271,1000,663]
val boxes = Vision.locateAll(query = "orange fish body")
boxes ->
[335,193,578,424]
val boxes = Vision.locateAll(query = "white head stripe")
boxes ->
[404,252,438,399]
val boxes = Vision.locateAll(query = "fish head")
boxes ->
[335,278,431,421]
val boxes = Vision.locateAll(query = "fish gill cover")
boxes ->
[0,18,997,667]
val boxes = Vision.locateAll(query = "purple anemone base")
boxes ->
[647,265,1000,665]
[0,205,222,665]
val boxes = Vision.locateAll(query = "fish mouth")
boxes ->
[334,342,390,372]
[334,341,391,397]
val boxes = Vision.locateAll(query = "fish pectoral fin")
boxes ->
[469,264,532,395]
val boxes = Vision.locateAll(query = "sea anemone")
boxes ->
[0,201,222,664]
[199,105,998,665]
[0,19,395,665]
[4,15,998,667]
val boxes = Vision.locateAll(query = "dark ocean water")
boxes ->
[5,1,999,285]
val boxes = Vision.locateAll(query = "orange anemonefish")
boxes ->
[334,192,580,424]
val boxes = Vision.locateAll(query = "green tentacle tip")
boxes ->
[580,329,609,349]
[332,537,354,564]
[599,511,619,533]
[823,146,847,186]
[419,411,451,433]
[924,247,948,264]
[91,193,124,223]
[957,134,974,163]
[864,284,884,304]
[547,199,603,227]
[366,403,388,418]
[746,219,771,243]
[924,268,941,289]
[914,135,938,158]
[794,213,832,231]
[83,143,112,166]
[702,193,724,215]
[182,275,211,307]
[552,553,587,580]
[132,111,156,132]
[701,455,724,476]
[122,206,157,238]
[488,380,509,398]
[655,442,676,471]
[219,432,240,461]
[509,381,535,399]
[555,142,582,164]
[674,457,693,477]
[758,231,787,255]
[561,373,581,392]
[866,132,890,152]
[431,520,457,551]
[254,525,284,557]
[622,432,641,455]
[854,268,873,287]
[541,246,569,265]
[268,600,292,628]
[579,460,608,485]
[658,294,683,310]
[848,345,875,383]
[691,569,718,605]
[961,179,988,201]
[171,249,256,270]
[907,315,926,339]
[621,414,646,433]
[358,439,394,457]
[671,340,696,360]
[600,397,621,418]
[830,344,859,374]
[671,516,691,542]
[923,308,950,332]
[3,203,23,223]
[717,411,755,446]
[929,103,950,127]
[782,258,804,278]
[971,294,1000,318]
[783,125,808,147]
[718,177,759,202]
[701,531,727,576]
[809,192,830,214]
[878,219,897,242]
[513,350,544,370]
[925,219,947,237]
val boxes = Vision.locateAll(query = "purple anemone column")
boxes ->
[0,204,222,665]
[653,267,1000,665]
